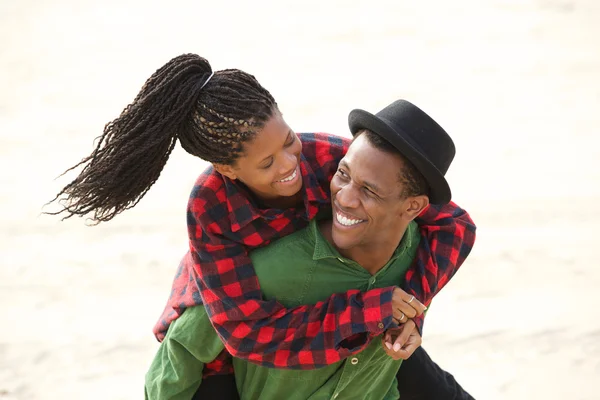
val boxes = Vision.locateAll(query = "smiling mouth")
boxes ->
[335,209,366,227]
[276,168,297,183]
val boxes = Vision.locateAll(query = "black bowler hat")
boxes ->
[348,99,455,204]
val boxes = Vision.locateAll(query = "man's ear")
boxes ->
[403,195,430,220]
[213,163,237,180]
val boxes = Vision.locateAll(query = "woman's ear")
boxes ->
[213,164,237,180]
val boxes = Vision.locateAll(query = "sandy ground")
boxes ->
[1,0,599,398]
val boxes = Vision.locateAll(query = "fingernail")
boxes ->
[423,306,428,311]
[393,343,401,352]
[385,343,392,350]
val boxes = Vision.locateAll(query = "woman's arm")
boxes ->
[404,201,477,334]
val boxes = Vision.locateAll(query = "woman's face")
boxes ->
[215,111,303,203]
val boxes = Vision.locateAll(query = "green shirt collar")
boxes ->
[309,216,416,264]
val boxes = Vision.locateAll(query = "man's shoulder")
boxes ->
[164,305,217,354]
[169,305,211,336]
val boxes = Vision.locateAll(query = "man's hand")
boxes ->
[392,287,426,324]
[381,319,422,360]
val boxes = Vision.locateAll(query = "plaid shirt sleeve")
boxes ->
[183,134,396,370]
[188,217,396,369]
[405,201,477,334]
[155,132,476,374]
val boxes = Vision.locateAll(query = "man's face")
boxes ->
[330,133,413,252]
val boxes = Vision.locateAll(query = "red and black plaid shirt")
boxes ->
[153,132,476,375]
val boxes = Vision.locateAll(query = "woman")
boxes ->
[49,54,476,398]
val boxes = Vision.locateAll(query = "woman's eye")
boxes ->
[284,136,295,147]
[261,159,274,169]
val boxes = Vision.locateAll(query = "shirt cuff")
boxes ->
[413,314,425,336]
[362,286,395,336]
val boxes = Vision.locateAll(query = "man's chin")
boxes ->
[331,231,358,251]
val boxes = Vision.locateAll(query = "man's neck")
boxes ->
[319,219,407,276]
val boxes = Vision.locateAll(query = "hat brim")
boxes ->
[348,109,452,204]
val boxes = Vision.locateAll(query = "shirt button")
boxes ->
[378,322,384,329]
[370,277,376,285]
[351,357,359,365]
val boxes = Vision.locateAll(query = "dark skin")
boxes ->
[324,133,430,358]
[221,117,428,359]
[214,111,304,210]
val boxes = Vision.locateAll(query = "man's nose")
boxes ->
[336,183,360,209]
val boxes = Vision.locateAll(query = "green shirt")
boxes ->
[145,218,420,400]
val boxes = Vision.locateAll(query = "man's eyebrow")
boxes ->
[362,179,383,195]
[339,160,383,195]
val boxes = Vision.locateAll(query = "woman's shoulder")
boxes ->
[189,165,224,198]
[297,132,350,173]
[187,166,229,226]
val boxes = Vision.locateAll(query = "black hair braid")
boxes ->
[47,54,278,223]
[178,69,277,163]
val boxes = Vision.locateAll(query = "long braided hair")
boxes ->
[47,54,278,223]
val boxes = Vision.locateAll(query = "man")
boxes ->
[145,100,475,399]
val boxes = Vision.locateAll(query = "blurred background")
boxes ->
[1,0,599,398]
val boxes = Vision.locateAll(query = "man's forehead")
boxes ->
[341,145,401,196]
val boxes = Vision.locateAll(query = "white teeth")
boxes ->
[336,212,363,226]
[277,169,297,182]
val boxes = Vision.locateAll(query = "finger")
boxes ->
[383,331,393,349]
[382,333,398,353]
[381,341,403,360]
[392,326,412,352]
[392,288,418,319]
[385,329,401,342]
[404,294,427,316]
[394,302,417,319]
[382,344,398,359]
[395,344,417,360]
[396,334,422,360]
[393,309,410,323]
[394,288,427,316]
